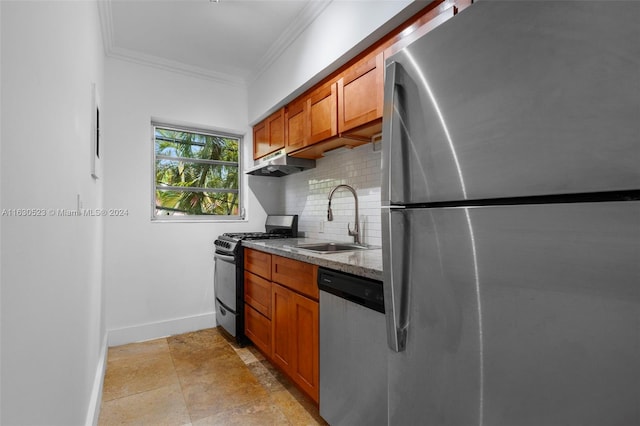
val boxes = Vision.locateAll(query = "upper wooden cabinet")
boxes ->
[308,80,338,145]
[284,97,308,153]
[337,52,384,137]
[287,54,382,160]
[254,0,474,161]
[253,108,285,160]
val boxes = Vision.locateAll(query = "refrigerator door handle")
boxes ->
[382,207,410,352]
[382,61,403,206]
[382,60,418,206]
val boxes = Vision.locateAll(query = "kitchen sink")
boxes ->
[292,242,369,254]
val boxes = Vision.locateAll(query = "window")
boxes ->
[153,122,242,220]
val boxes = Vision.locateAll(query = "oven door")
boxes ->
[214,251,238,336]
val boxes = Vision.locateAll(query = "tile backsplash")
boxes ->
[282,143,382,247]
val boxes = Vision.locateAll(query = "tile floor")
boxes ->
[99,327,327,425]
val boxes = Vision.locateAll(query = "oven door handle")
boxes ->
[214,252,236,263]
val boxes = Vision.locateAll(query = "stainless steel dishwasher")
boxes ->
[318,267,388,426]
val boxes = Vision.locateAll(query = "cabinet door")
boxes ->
[308,80,338,144]
[337,52,384,133]
[285,98,309,153]
[291,291,319,403]
[252,119,270,160]
[252,108,285,160]
[267,108,285,153]
[271,283,294,373]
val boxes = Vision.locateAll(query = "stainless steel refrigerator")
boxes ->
[381,1,640,425]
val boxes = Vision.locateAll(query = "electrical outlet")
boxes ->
[319,220,324,233]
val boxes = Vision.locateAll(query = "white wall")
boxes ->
[103,58,279,345]
[0,1,106,425]
[248,0,416,123]
[282,144,382,246]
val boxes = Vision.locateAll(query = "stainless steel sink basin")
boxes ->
[293,242,369,254]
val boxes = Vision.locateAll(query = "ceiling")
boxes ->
[98,0,332,86]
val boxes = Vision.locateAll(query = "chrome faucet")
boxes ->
[327,184,361,245]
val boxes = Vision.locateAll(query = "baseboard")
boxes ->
[107,312,216,347]
[85,333,108,426]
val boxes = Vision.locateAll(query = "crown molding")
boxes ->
[97,0,246,87]
[248,0,332,84]
[96,0,331,87]
[107,46,247,87]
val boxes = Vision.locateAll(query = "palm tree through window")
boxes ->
[153,123,241,219]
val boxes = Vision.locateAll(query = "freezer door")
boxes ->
[381,1,640,205]
[386,201,640,425]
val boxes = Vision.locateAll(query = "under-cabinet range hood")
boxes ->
[246,149,315,177]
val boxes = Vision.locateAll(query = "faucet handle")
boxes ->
[348,223,360,243]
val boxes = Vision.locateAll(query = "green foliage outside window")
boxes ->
[154,125,241,218]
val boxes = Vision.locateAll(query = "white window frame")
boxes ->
[151,121,244,222]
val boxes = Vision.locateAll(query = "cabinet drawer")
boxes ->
[244,271,271,318]
[244,248,271,280]
[244,304,271,355]
[272,255,319,300]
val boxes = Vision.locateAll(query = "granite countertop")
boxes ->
[241,237,383,281]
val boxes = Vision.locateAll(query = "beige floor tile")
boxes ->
[102,338,179,401]
[178,366,270,422]
[98,382,190,426]
[190,394,290,426]
[270,389,327,426]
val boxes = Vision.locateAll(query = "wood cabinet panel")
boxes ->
[244,248,272,280]
[285,98,309,153]
[291,291,319,402]
[272,255,318,300]
[253,108,285,159]
[244,304,271,355]
[267,109,285,152]
[271,283,294,372]
[252,120,270,160]
[308,81,338,144]
[337,52,384,134]
[244,271,271,318]
[271,283,319,403]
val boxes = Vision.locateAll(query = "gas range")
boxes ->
[213,215,298,344]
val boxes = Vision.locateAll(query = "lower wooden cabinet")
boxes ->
[271,283,295,372]
[271,283,320,402]
[244,271,271,318]
[243,248,319,404]
[289,288,319,401]
[244,304,271,355]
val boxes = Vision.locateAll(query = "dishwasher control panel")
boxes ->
[318,267,384,313]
